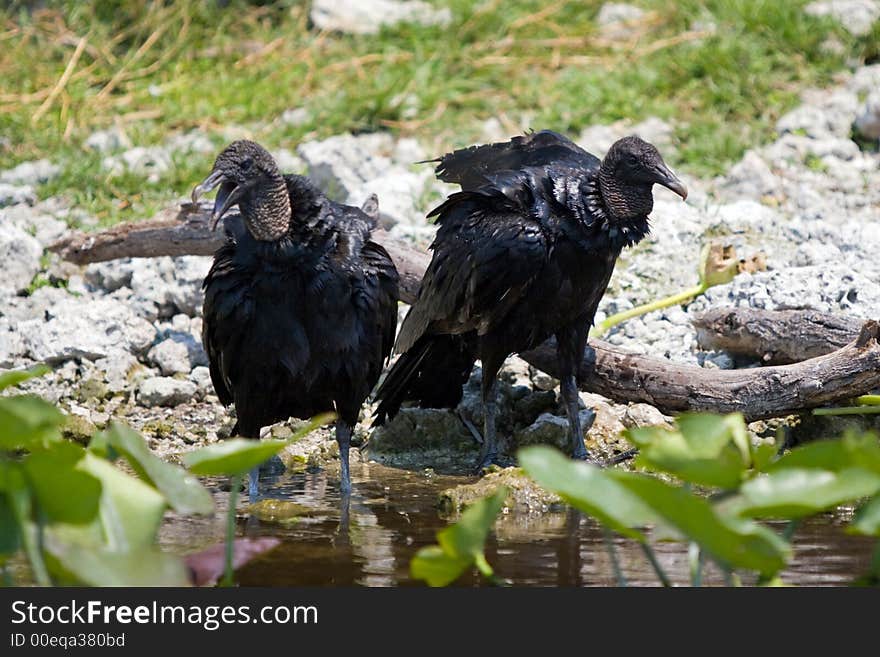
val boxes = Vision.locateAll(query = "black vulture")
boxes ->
[192,140,399,497]
[373,131,686,470]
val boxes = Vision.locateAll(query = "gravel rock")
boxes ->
[147,332,208,375]
[776,89,859,139]
[166,130,215,155]
[596,3,647,38]
[0,222,43,294]
[2,204,68,245]
[280,108,310,127]
[854,91,880,140]
[19,296,156,363]
[0,183,36,207]
[0,325,26,367]
[94,352,144,394]
[0,159,60,186]
[717,150,782,200]
[102,147,172,183]
[512,410,596,452]
[85,127,133,153]
[137,376,198,408]
[310,0,451,35]
[273,148,306,174]
[805,0,880,36]
[189,366,213,393]
[84,260,133,292]
[297,132,438,228]
[125,256,211,318]
[578,117,674,156]
[692,266,880,319]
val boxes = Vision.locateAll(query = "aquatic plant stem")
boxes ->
[855,395,880,406]
[689,543,703,587]
[590,283,705,338]
[870,541,880,580]
[474,553,505,586]
[812,406,880,416]
[10,487,51,586]
[222,474,242,587]
[640,542,671,587]
[603,527,628,587]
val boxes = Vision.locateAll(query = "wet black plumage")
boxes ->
[373,130,686,469]
[194,141,399,495]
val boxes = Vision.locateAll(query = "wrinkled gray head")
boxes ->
[192,140,291,241]
[599,135,687,220]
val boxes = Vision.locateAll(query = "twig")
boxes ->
[633,30,713,59]
[234,36,284,70]
[32,35,87,124]
[96,23,167,102]
[509,2,565,30]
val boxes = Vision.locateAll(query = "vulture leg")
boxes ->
[475,357,503,473]
[557,328,595,463]
[336,420,353,495]
[561,374,591,461]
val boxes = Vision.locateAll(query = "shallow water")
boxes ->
[159,461,876,587]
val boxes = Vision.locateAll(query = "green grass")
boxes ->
[0,0,874,226]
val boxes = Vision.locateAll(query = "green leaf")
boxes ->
[612,472,790,575]
[437,487,507,561]
[0,493,21,562]
[22,442,102,525]
[676,414,744,458]
[48,544,190,586]
[0,395,64,450]
[183,438,290,476]
[732,467,880,519]
[626,413,750,488]
[0,365,50,392]
[105,422,213,515]
[77,453,167,551]
[410,488,507,587]
[5,467,50,585]
[519,446,656,540]
[766,433,880,475]
[410,545,472,587]
[850,496,880,537]
[752,444,778,471]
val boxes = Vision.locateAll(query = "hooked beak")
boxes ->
[191,170,241,230]
[653,163,688,201]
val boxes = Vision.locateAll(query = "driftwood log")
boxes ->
[49,203,880,421]
[693,307,863,364]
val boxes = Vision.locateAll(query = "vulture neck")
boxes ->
[597,166,654,222]
[239,173,291,241]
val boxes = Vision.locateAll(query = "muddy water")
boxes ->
[158,461,875,587]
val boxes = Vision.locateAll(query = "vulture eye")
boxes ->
[241,156,253,172]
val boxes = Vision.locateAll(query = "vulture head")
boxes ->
[192,140,291,241]
[599,136,687,221]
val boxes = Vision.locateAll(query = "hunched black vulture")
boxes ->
[373,131,686,470]
[192,140,399,497]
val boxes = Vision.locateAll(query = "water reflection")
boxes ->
[158,462,875,587]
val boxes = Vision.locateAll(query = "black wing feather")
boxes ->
[431,130,598,190]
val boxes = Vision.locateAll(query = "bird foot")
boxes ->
[571,449,602,467]
[472,452,514,475]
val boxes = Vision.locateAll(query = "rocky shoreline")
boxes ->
[1,61,879,499]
